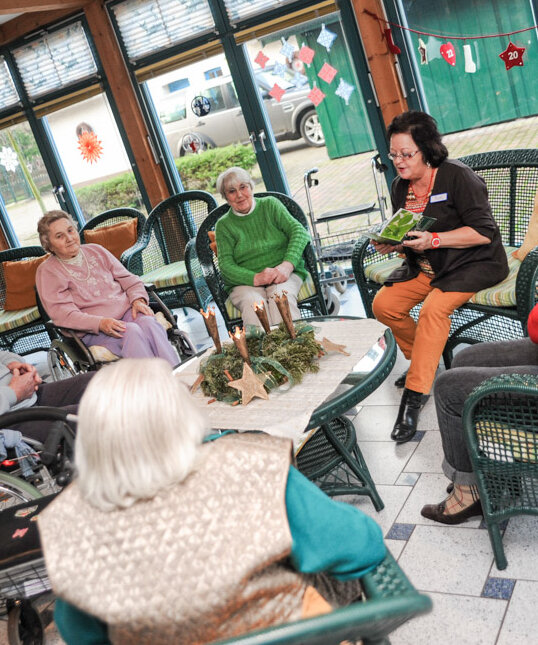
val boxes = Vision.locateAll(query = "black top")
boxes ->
[385,159,509,293]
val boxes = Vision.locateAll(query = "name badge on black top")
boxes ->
[430,193,448,203]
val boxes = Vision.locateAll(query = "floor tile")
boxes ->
[341,484,412,538]
[385,538,406,560]
[404,431,444,474]
[399,525,494,595]
[397,473,483,528]
[352,404,400,440]
[491,515,538,580]
[395,471,420,486]
[482,577,515,600]
[391,592,507,645]
[357,440,417,486]
[386,522,415,541]
[497,580,538,644]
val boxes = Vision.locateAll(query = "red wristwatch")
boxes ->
[431,232,441,248]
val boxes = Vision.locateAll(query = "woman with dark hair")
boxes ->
[370,111,508,443]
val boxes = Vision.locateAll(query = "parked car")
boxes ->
[157,69,325,157]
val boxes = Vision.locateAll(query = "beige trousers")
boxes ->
[229,273,303,327]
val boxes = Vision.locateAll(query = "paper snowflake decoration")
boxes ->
[335,78,355,105]
[254,50,269,69]
[308,86,326,107]
[298,44,315,65]
[78,131,103,164]
[269,83,286,102]
[318,62,338,84]
[279,39,295,63]
[273,61,287,78]
[293,71,309,88]
[0,146,19,173]
[317,24,337,52]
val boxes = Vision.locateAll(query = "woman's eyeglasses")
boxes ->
[388,150,420,161]
[226,183,251,196]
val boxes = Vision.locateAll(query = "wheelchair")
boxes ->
[37,284,197,381]
[0,407,76,645]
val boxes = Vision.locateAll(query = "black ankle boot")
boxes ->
[394,369,408,388]
[391,388,424,443]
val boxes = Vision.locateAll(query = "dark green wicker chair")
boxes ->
[463,373,538,570]
[352,149,538,367]
[79,207,145,251]
[122,191,217,309]
[187,192,328,330]
[0,246,51,355]
[214,551,431,645]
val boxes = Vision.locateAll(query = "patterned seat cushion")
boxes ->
[364,247,520,308]
[0,307,41,334]
[141,261,189,289]
[477,421,537,463]
[225,273,317,320]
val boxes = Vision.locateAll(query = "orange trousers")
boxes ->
[372,272,474,394]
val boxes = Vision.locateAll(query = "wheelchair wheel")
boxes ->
[323,287,340,315]
[0,472,42,511]
[170,329,197,363]
[7,601,45,645]
[330,265,348,294]
[47,343,79,381]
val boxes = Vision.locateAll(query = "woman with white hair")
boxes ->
[38,358,385,644]
[215,167,311,327]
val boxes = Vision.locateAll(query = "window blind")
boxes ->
[0,57,20,112]
[111,0,215,63]
[223,0,298,24]
[12,22,98,100]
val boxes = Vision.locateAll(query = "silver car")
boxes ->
[158,69,325,157]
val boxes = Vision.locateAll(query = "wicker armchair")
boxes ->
[352,149,538,366]
[214,551,431,645]
[463,373,538,570]
[122,191,217,309]
[0,246,50,355]
[188,192,327,330]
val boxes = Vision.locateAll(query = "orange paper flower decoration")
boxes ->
[78,131,103,164]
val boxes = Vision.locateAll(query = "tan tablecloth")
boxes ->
[175,318,388,443]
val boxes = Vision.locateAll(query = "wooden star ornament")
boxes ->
[228,363,269,405]
[321,337,350,355]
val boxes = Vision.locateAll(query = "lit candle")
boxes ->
[229,326,251,365]
[253,301,270,334]
[273,292,296,339]
[200,307,222,354]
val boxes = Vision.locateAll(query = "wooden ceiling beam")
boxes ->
[0,5,83,45]
[0,1,84,14]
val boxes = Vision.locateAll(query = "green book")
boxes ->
[368,208,436,245]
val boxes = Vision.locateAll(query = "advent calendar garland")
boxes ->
[364,9,532,71]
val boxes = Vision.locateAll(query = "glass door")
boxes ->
[144,52,266,206]
[0,122,57,246]
[43,93,145,221]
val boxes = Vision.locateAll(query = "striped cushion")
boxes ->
[364,257,404,284]
[141,261,189,289]
[477,421,536,463]
[0,307,41,333]
[364,247,520,308]
[469,247,519,307]
[225,273,317,320]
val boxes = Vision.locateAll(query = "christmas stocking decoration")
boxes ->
[384,28,401,55]
[463,44,476,73]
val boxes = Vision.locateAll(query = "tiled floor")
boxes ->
[2,285,537,644]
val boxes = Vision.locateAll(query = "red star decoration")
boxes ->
[318,62,338,84]
[308,86,326,107]
[78,131,104,164]
[269,83,286,102]
[499,41,526,70]
[254,50,269,69]
[298,45,315,65]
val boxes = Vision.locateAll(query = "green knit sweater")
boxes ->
[215,196,310,291]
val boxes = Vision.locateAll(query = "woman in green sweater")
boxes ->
[215,167,310,327]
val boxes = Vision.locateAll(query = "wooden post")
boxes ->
[351,0,408,127]
[83,0,170,208]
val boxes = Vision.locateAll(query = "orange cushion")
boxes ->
[208,230,217,256]
[3,254,50,311]
[84,218,138,259]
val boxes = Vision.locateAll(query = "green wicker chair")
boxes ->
[352,149,538,367]
[122,191,217,309]
[463,373,538,570]
[79,207,145,251]
[0,246,50,355]
[188,192,328,330]
[213,551,431,645]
